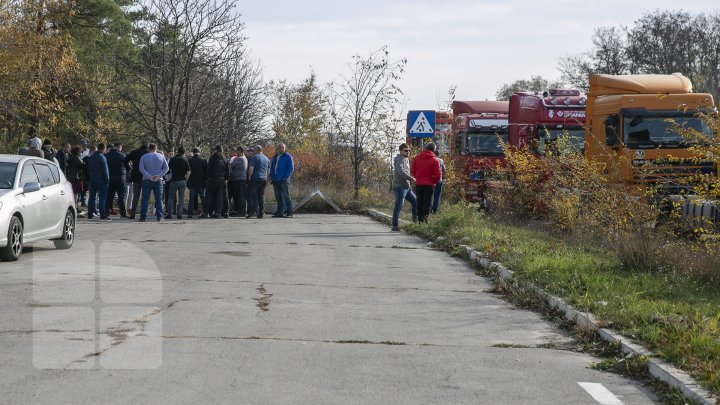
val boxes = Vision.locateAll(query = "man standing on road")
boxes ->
[187,147,207,218]
[391,143,417,231]
[246,145,270,219]
[167,146,191,219]
[270,143,294,218]
[229,145,248,217]
[55,143,70,175]
[105,142,129,218]
[138,143,169,222]
[410,142,442,223]
[124,141,149,219]
[87,143,110,221]
[205,145,229,219]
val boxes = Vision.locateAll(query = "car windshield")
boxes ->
[623,115,713,148]
[467,133,507,155]
[538,128,585,154]
[0,162,18,189]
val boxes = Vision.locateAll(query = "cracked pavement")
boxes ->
[0,214,659,404]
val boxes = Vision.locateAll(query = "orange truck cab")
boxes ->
[451,100,509,203]
[509,89,586,155]
[585,73,715,194]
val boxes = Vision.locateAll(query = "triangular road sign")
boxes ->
[410,112,434,134]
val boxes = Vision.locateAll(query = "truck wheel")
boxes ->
[0,216,23,261]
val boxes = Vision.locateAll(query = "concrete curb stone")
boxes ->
[367,209,718,405]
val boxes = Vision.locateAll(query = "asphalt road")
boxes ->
[0,214,658,404]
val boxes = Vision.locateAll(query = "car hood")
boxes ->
[0,189,13,198]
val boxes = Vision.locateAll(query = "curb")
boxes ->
[367,209,718,405]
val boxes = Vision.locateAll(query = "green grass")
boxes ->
[405,203,720,396]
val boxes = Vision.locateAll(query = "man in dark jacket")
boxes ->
[105,143,129,217]
[187,147,208,218]
[124,141,149,219]
[410,142,442,223]
[205,145,230,218]
[87,143,111,221]
[55,143,70,175]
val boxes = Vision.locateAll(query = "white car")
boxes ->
[0,155,76,261]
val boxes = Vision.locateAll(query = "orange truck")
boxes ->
[584,73,715,194]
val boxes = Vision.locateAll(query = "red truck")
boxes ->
[451,100,509,203]
[508,89,586,154]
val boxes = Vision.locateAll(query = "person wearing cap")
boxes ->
[41,139,55,161]
[20,137,43,158]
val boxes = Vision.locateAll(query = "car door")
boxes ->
[17,162,44,239]
[33,162,66,234]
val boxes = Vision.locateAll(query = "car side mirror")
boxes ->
[22,182,41,194]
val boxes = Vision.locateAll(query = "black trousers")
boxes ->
[206,177,226,217]
[416,185,435,222]
[106,176,127,215]
[231,179,247,216]
[247,179,267,217]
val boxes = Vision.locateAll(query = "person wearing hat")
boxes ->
[20,137,43,158]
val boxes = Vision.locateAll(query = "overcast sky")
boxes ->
[241,0,717,110]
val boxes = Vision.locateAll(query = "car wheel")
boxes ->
[0,216,23,261]
[53,210,75,250]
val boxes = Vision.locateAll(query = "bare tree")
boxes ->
[327,46,407,199]
[558,27,629,92]
[120,0,253,149]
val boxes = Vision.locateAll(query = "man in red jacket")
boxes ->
[410,142,442,223]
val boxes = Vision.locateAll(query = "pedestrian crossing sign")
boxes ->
[407,110,435,138]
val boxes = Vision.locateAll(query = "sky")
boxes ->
[240,0,718,111]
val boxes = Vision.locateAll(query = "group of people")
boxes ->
[391,142,445,231]
[20,137,295,222]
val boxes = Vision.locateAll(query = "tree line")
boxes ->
[497,10,720,101]
[0,0,408,201]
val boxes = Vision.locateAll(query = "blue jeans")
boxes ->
[392,186,417,227]
[432,180,444,213]
[140,179,164,220]
[272,180,293,215]
[168,180,187,218]
[88,179,108,219]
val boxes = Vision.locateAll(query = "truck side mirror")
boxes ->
[604,115,620,147]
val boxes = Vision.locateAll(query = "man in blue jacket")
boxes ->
[87,143,110,221]
[270,143,294,218]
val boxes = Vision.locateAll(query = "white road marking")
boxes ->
[578,382,623,405]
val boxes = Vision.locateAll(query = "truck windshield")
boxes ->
[623,115,712,148]
[467,133,507,155]
[538,128,585,155]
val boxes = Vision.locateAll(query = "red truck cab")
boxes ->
[508,89,586,155]
[451,100,509,203]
